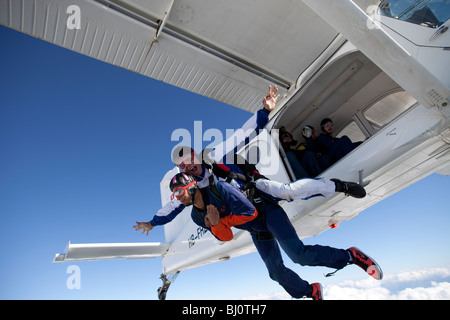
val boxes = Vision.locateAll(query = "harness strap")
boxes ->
[192,206,206,225]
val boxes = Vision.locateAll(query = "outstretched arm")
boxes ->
[133,199,185,236]
[209,85,280,162]
[133,221,153,236]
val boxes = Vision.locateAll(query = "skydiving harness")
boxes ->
[197,155,277,241]
[194,152,351,277]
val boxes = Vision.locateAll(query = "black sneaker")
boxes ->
[309,283,323,300]
[347,247,383,280]
[331,179,366,198]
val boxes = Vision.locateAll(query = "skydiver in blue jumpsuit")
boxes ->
[158,172,382,300]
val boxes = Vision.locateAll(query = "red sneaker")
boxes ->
[309,283,323,300]
[347,247,383,280]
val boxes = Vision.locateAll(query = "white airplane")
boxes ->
[2,0,449,299]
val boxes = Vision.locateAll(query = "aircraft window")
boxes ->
[379,0,450,28]
[364,91,417,129]
[336,121,366,143]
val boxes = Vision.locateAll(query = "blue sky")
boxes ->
[1,25,449,300]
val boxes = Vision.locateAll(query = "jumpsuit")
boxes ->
[192,181,350,298]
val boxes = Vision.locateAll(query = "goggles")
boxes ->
[171,181,197,201]
[175,151,196,170]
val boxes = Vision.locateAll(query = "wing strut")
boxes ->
[53,242,170,262]
[153,0,175,42]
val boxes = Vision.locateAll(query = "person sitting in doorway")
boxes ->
[279,126,322,179]
[313,118,363,169]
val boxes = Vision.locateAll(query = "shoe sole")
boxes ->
[351,247,383,280]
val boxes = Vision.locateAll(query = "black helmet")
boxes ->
[169,172,198,199]
[320,118,333,132]
[279,126,297,148]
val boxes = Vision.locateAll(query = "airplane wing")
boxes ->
[53,242,170,262]
[0,0,344,113]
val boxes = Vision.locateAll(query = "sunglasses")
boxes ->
[170,181,197,201]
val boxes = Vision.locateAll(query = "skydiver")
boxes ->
[149,172,382,300]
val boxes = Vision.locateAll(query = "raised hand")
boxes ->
[263,85,280,112]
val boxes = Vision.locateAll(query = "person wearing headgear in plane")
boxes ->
[299,124,328,174]
[313,118,363,169]
[279,126,322,178]
[161,172,383,300]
